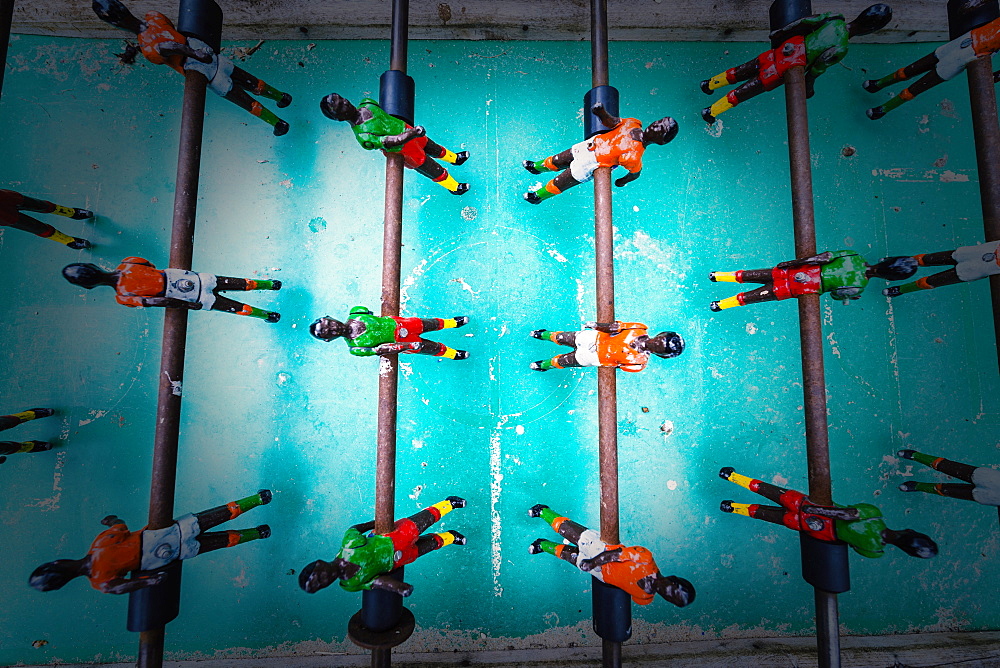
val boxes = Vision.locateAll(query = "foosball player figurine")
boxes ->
[864,16,1000,119]
[898,449,1000,506]
[718,467,937,559]
[0,407,55,464]
[700,4,892,123]
[881,241,999,297]
[310,307,470,359]
[93,0,292,135]
[521,102,678,203]
[298,497,467,596]
[29,490,272,594]
[709,250,917,311]
[1,189,92,249]
[527,504,695,607]
[62,257,281,322]
[320,93,469,194]
[529,321,684,372]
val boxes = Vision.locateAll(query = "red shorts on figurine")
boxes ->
[0,189,25,225]
[386,517,420,553]
[770,265,821,300]
[393,317,429,343]
[759,36,807,90]
[395,129,430,169]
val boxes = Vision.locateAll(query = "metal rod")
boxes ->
[783,65,839,668]
[814,590,841,666]
[965,56,1000,372]
[594,168,619,544]
[602,638,622,668]
[371,648,392,668]
[0,0,14,101]
[389,0,408,73]
[136,68,208,668]
[376,151,404,536]
[590,0,609,88]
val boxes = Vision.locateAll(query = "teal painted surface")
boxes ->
[0,34,998,663]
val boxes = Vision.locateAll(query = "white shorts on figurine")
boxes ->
[183,38,235,96]
[934,32,978,81]
[972,467,1000,506]
[140,514,202,570]
[162,268,218,309]
[953,240,1000,282]
[573,329,601,367]
[576,528,609,579]
[569,140,600,183]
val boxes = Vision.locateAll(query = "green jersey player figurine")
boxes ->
[310,307,470,359]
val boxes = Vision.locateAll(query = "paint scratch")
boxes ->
[29,451,66,512]
[489,416,508,597]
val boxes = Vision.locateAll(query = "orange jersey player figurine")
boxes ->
[529,320,683,372]
[93,0,293,135]
[865,16,1000,119]
[0,188,92,249]
[29,490,272,594]
[62,257,282,322]
[527,504,694,607]
[522,102,677,203]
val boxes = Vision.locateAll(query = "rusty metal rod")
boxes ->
[136,69,208,668]
[783,65,839,668]
[376,152,404,537]
[594,167,618,544]
[591,0,609,88]
[602,638,622,667]
[0,0,14,100]
[965,56,1000,372]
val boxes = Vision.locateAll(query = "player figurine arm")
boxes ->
[370,575,415,597]
[156,41,213,63]
[138,297,202,309]
[381,125,426,149]
[800,504,860,521]
[584,321,623,335]
[614,170,641,188]
[298,557,360,593]
[101,572,167,595]
[776,251,835,268]
[591,102,621,129]
[769,12,838,43]
[373,342,422,355]
[578,547,624,572]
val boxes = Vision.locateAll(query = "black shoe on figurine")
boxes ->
[454,150,470,166]
[273,120,290,136]
[898,481,919,492]
[266,312,281,323]
[708,272,719,282]
[896,449,916,460]
[709,301,722,312]
[454,316,470,327]
[454,183,470,195]
[528,538,545,554]
[524,192,542,204]
[68,238,92,250]
[277,92,293,108]
[453,350,470,360]
[26,440,52,451]
[257,524,272,539]
[530,329,546,339]
[446,495,467,508]
[700,79,713,95]
[720,500,735,513]
[71,208,94,220]
[529,361,548,371]
[701,108,716,124]
[258,489,273,504]
[719,467,735,479]
[527,503,548,518]
[866,107,886,121]
[522,159,541,175]
[450,530,467,545]
[882,286,901,297]
[270,280,282,290]
[862,79,881,93]
[30,408,55,418]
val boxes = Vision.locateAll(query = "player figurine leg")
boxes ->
[209,276,282,322]
[219,67,293,136]
[298,497,467,596]
[0,189,92,249]
[882,245,997,297]
[529,329,583,370]
[187,489,273,553]
[898,449,1000,506]
[527,504,695,607]
[0,408,55,464]
[709,268,779,311]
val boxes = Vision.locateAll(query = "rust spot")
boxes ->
[841,145,856,157]
[438,3,452,23]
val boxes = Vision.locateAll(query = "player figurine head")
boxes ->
[62,263,117,289]
[846,4,893,38]
[29,559,86,592]
[319,94,360,124]
[309,316,348,342]
[642,331,685,358]
[641,117,679,146]
[866,256,918,281]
